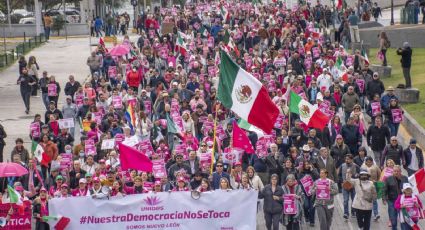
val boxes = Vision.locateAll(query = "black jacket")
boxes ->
[259,184,284,214]
[397,47,412,68]
[366,79,385,100]
[381,144,404,167]
[383,175,408,201]
[64,81,82,98]
[366,125,391,151]
[403,147,424,169]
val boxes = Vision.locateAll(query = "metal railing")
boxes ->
[0,33,46,68]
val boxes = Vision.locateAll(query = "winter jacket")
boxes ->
[366,124,391,151]
[383,175,408,202]
[403,147,424,169]
[349,178,377,210]
[259,184,284,214]
[342,92,360,113]
[381,144,404,167]
[330,143,351,168]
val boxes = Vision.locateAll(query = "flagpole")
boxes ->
[210,104,220,175]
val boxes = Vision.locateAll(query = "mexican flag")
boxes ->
[217,50,279,134]
[7,185,23,205]
[335,0,342,9]
[362,48,369,65]
[335,56,348,82]
[238,119,265,139]
[289,91,330,129]
[175,31,187,56]
[400,208,421,230]
[409,168,425,194]
[200,26,209,37]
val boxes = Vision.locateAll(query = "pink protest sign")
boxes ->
[273,58,286,68]
[312,47,320,58]
[152,159,166,178]
[30,122,40,138]
[283,194,297,215]
[391,109,403,123]
[137,139,155,157]
[404,197,421,219]
[255,140,268,158]
[371,102,381,116]
[127,98,137,107]
[200,152,212,167]
[274,114,284,129]
[356,79,365,93]
[174,144,187,156]
[48,83,58,96]
[316,179,330,200]
[108,66,117,79]
[143,182,153,191]
[216,124,227,141]
[115,133,124,146]
[222,148,243,164]
[304,58,312,69]
[245,57,252,68]
[60,153,72,171]
[148,29,155,38]
[92,112,102,125]
[112,96,123,109]
[300,175,314,196]
[160,47,168,59]
[84,139,96,155]
[171,98,180,113]
[202,121,214,136]
[143,100,152,114]
[75,94,84,107]
[346,55,354,66]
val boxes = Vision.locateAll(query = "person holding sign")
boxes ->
[384,99,404,137]
[281,174,304,230]
[297,160,319,227]
[311,169,339,230]
[47,76,61,107]
[346,169,377,230]
[394,183,423,230]
[259,174,284,230]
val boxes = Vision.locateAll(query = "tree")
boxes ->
[52,14,65,36]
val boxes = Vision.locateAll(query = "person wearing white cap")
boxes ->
[316,68,332,92]
[346,169,377,230]
[394,183,423,230]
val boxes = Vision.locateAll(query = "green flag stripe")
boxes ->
[289,91,301,114]
[217,50,239,108]
[166,114,178,134]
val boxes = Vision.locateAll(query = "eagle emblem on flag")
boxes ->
[299,105,310,118]
[235,85,252,104]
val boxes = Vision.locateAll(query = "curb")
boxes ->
[401,109,425,148]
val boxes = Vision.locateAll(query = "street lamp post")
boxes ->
[390,0,394,25]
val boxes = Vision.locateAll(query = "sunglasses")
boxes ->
[216,165,223,167]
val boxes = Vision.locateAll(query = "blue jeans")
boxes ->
[303,195,315,224]
[44,27,50,40]
[372,200,379,217]
[388,122,400,137]
[388,200,398,230]
[343,189,355,215]
[42,93,49,110]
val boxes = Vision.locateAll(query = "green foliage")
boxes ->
[52,14,65,36]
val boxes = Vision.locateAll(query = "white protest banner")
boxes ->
[101,139,116,150]
[58,118,75,129]
[49,190,257,230]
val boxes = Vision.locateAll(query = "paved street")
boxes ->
[0,30,423,230]
[0,37,93,160]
